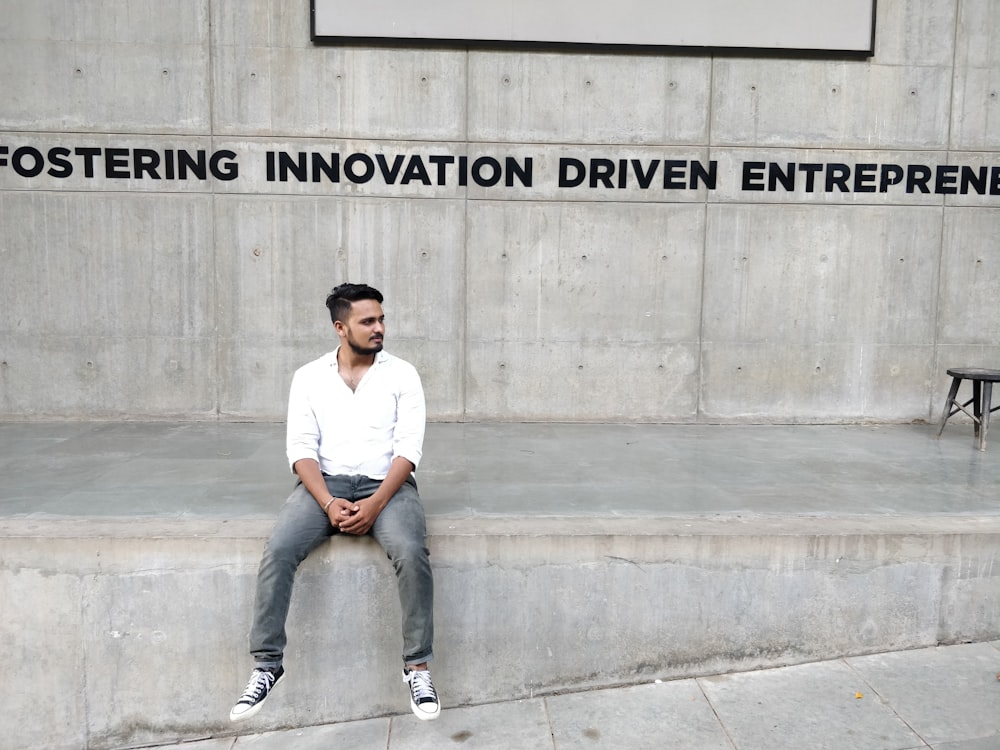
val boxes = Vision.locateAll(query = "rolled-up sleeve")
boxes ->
[285,367,321,473]
[392,362,426,470]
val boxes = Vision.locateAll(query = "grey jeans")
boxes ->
[248,474,434,668]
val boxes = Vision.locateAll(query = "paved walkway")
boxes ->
[150,642,1000,750]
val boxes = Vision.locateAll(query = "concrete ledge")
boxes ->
[7,514,1000,750]
[6,422,1000,748]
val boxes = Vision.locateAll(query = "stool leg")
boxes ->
[980,381,993,451]
[938,376,962,437]
[973,380,983,438]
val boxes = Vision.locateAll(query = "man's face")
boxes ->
[337,298,385,356]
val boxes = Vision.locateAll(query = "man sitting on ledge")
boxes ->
[230,282,440,722]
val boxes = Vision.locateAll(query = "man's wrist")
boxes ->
[359,493,384,512]
[322,496,336,513]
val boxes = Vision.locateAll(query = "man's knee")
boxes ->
[384,535,429,564]
[261,528,317,570]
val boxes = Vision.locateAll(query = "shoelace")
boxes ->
[239,669,275,703]
[409,670,437,704]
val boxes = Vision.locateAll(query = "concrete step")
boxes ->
[3,422,1000,749]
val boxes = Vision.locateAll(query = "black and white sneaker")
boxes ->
[229,666,284,722]
[403,667,441,720]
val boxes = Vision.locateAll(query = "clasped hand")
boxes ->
[327,497,377,535]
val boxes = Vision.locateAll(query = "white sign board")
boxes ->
[311,0,876,54]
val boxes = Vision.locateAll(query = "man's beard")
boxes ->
[347,335,383,356]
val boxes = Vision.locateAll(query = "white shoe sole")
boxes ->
[411,703,441,721]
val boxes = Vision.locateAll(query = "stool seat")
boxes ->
[937,367,1000,451]
[946,367,1000,382]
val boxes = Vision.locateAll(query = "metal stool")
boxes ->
[936,367,1000,451]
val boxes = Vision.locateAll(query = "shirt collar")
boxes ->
[328,346,389,368]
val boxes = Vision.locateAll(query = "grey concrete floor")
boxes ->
[150,642,1000,750]
[1,420,999,519]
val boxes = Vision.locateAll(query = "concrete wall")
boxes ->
[1,0,999,422]
[5,516,1000,749]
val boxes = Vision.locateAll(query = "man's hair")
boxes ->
[325,283,384,324]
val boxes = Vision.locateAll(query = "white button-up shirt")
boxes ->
[285,347,425,479]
